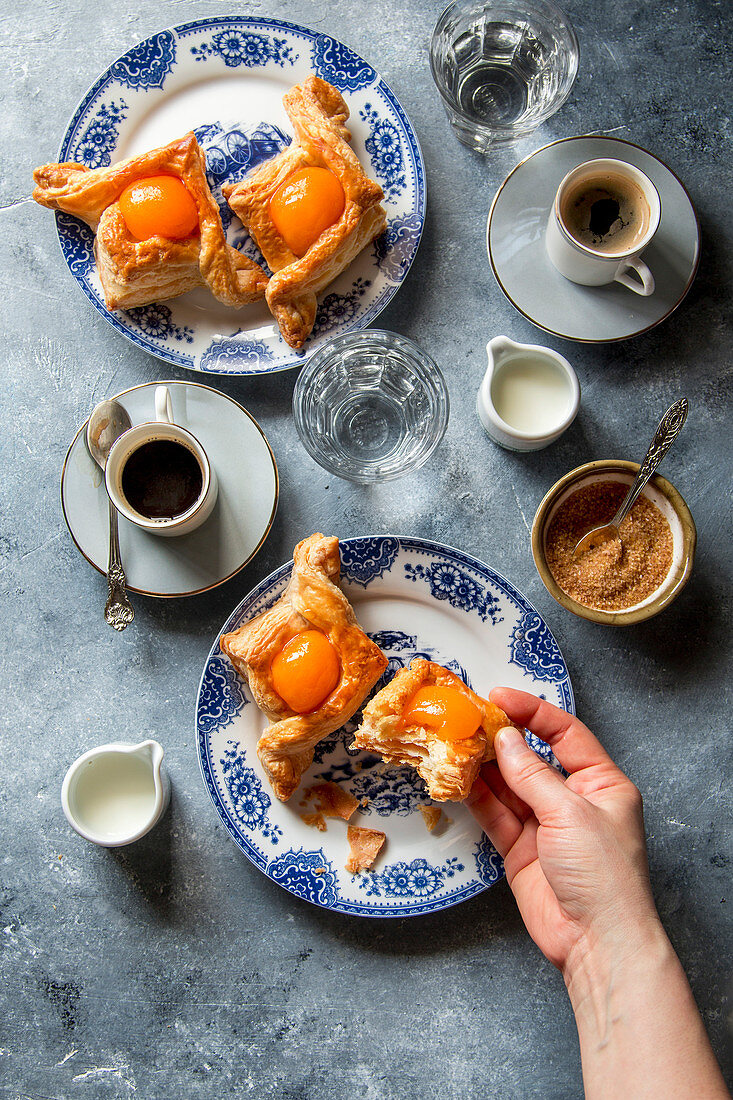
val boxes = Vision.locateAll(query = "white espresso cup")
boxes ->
[105,385,218,537]
[545,158,661,296]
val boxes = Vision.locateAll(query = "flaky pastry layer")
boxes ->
[220,533,387,802]
[33,133,268,310]
[351,659,514,802]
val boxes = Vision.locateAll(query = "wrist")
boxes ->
[563,906,670,1015]
[562,909,728,1099]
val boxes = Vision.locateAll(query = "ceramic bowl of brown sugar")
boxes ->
[531,460,696,625]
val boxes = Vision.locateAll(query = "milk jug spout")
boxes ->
[485,335,521,379]
[133,739,166,802]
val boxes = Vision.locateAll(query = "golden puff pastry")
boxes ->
[351,659,514,802]
[32,133,268,311]
[220,533,387,802]
[223,76,387,349]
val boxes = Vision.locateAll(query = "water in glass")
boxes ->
[293,331,449,483]
[431,1,578,150]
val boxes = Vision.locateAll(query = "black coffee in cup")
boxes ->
[560,170,651,254]
[121,439,203,519]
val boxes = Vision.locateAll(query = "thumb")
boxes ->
[494,726,571,822]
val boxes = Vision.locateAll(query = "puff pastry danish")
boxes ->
[32,133,268,311]
[223,76,387,349]
[220,533,387,802]
[351,659,514,802]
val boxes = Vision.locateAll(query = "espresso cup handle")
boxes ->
[614,256,655,296]
[155,385,174,424]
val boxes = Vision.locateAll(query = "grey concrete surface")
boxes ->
[2,0,731,1097]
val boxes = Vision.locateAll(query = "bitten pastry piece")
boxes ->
[223,76,387,348]
[351,659,514,802]
[220,534,387,802]
[345,826,386,874]
[33,133,268,310]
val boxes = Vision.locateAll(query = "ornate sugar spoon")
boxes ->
[86,400,135,630]
[573,398,689,558]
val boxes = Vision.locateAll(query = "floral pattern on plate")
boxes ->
[54,16,425,374]
[197,537,574,917]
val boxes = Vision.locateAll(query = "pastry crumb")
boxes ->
[360,797,369,808]
[301,812,327,831]
[314,867,326,875]
[345,825,386,874]
[420,805,442,832]
[304,781,359,822]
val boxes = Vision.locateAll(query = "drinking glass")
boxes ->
[430,0,579,152]
[293,330,449,483]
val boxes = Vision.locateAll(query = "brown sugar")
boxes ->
[545,481,673,611]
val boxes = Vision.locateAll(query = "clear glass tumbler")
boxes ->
[292,330,450,484]
[430,0,579,153]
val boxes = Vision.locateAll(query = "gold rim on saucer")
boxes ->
[486,135,701,344]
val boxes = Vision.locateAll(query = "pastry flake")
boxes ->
[345,825,386,874]
[220,533,387,802]
[223,76,387,349]
[419,805,443,832]
[304,781,359,822]
[32,133,268,311]
[351,659,514,802]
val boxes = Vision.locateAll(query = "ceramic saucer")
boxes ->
[61,381,278,597]
[487,136,700,342]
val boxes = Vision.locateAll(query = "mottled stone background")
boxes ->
[1,0,731,1097]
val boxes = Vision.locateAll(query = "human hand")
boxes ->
[467,688,661,976]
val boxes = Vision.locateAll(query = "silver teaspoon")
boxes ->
[573,398,689,559]
[86,399,135,630]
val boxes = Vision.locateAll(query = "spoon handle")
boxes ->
[104,500,134,631]
[611,398,689,528]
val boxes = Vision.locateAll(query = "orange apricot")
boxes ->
[118,175,199,242]
[269,167,345,257]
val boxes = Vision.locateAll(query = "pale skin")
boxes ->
[466,688,729,1100]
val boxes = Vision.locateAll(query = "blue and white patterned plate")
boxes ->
[197,536,574,917]
[54,16,425,374]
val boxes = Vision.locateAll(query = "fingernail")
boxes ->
[495,726,525,757]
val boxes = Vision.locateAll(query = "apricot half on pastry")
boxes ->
[218,533,387,801]
[351,658,513,802]
[32,132,268,311]
[401,686,482,742]
[118,175,199,241]
[223,77,387,349]
[269,167,345,257]
[271,629,341,714]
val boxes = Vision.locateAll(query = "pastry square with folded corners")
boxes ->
[220,533,387,802]
[351,659,514,802]
[223,76,387,349]
[32,133,268,311]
